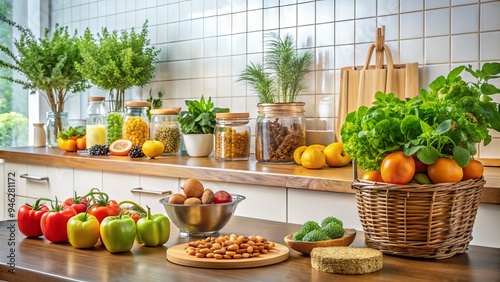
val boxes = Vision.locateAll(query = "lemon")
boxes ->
[306,144,326,152]
[142,140,164,158]
[301,148,326,169]
[293,146,308,164]
[323,142,351,167]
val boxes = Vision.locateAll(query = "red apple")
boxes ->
[413,156,428,173]
[213,190,232,204]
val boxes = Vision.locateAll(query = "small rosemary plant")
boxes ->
[239,33,313,104]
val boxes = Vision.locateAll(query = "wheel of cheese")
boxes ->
[310,246,383,274]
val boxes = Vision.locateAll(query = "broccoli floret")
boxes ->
[300,221,321,234]
[321,216,343,228]
[302,230,330,242]
[321,222,345,239]
[292,230,307,241]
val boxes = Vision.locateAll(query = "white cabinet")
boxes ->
[287,189,362,231]
[3,161,73,205]
[74,168,103,196]
[200,180,288,222]
[102,171,140,204]
[137,175,177,215]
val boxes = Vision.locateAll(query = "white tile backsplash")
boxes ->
[55,0,499,159]
[451,5,480,34]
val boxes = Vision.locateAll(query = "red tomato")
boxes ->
[17,201,49,237]
[413,156,428,173]
[380,151,415,184]
[361,170,384,182]
[88,200,120,223]
[40,206,77,243]
[428,158,463,183]
[462,159,484,181]
[61,196,88,214]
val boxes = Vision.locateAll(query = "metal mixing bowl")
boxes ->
[159,194,245,237]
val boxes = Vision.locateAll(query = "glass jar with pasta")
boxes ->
[215,113,251,161]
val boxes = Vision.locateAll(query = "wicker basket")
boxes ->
[352,175,485,259]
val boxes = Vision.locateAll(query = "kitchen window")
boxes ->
[0,0,47,147]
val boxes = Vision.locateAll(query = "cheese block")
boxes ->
[310,246,383,274]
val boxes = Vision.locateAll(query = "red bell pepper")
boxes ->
[40,197,77,243]
[61,191,89,214]
[17,198,50,237]
[87,189,120,223]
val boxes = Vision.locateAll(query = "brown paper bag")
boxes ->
[336,43,419,142]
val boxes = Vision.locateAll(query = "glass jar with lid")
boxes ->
[123,101,151,146]
[255,102,306,163]
[86,96,107,148]
[150,107,182,155]
[215,112,251,161]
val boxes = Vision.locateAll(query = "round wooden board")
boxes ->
[166,243,290,269]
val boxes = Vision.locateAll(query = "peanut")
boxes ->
[184,234,275,260]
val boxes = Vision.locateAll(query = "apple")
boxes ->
[213,190,232,204]
[323,142,352,167]
[413,156,428,173]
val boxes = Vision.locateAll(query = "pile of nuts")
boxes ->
[185,234,276,259]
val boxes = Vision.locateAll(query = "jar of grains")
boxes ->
[150,107,182,155]
[214,112,251,161]
[123,101,151,146]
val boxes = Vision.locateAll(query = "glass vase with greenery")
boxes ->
[76,21,160,144]
[239,33,313,163]
[0,14,90,147]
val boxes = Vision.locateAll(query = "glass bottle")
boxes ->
[123,101,151,146]
[255,102,306,163]
[215,113,251,161]
[86,96,107,148]
[150,108,182,155]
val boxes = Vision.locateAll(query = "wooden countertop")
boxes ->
[0,146,499,205]
[0,217,499,282]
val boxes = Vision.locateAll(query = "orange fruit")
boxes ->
[462,159,484,181]
[361,170,384,182]
[301,148,326,169]
[428,158,463,184]
[109,139,133,156]
[380,151,415,184]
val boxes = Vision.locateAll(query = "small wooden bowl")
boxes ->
[284,228,357,255]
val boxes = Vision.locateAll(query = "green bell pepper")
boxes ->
[100,214,136,253]
[67,212,100,249]
[137,205,170,247]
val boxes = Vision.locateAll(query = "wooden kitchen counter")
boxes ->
[0,217,499,282]
[0,146,499,205]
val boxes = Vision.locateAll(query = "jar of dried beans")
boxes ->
[150,108,182,156]
[215,113,251,161]
[123,101,151,146]
[255,102,306,163]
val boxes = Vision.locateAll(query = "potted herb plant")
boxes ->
[239,33,313,163]
[76,21,160,144]
[0,14,90,147]
[178,95,229,157]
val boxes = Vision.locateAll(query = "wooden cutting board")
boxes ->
[166,243,290,269]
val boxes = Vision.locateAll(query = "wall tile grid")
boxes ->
[51,0,500,158]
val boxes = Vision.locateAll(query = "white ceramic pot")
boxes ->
[182,134,214,157]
